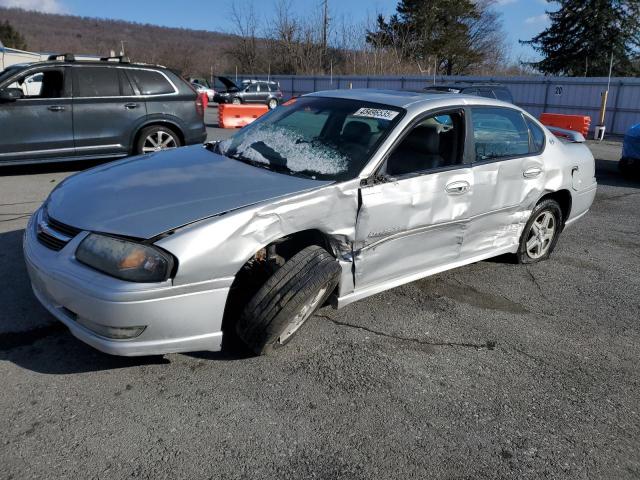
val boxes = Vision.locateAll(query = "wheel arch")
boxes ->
[537,189,572,226]
[130,119,185,154]
[221,228,342,335]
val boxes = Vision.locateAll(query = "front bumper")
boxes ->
[23,210,231,356]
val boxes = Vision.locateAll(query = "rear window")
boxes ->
[74,67,120,97]
[127,69,175,95]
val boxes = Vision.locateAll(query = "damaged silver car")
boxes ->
[24,90,597,356]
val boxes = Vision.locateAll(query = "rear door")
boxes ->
[462,106,546,257]
[72,66,146,156]
[0,66,74,162]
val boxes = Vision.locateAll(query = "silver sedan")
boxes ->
[24,90,597,356]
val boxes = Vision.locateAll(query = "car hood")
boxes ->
[47,145,331,239]
[217,76,239,92]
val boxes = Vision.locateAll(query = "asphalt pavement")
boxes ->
[0,112,639,479]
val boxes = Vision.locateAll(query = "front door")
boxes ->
[354,109,472,291]
[72,66,146,156]
[462,106,547,257]
[0,67,73,162]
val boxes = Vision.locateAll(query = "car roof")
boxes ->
[307,88,518,111]
[11,60,169,70]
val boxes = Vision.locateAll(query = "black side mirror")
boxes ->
[0,88,23,103]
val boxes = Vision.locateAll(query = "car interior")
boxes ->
[385,111,464,176]
[9,70,65,99]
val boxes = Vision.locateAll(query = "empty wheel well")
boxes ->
[132,122,184,151]
[221,230,337,336]
[539,190,572,226]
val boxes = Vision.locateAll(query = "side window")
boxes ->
[472,107,530,162]
[8,69,64,99]
[385,111,465,176]
[259,83,269,92]
[494,88,513,103]
[246,83,258,93]
[118,70,135,96]
[526,116,546,154]
[127,70,175,95]
[477,88,496,99]
[75,67,120,97]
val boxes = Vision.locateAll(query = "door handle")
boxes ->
[124,103,139,109]
[523,167,543,178]
[47,105,65,112]
[445,181,471,195]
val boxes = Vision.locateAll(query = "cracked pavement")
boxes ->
[1,120,639,479]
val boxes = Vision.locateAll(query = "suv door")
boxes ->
[243,83,260,103]
[72,66,146,156]
[0,66,73,163]
[462,106,546,257]
[354,109,473,290]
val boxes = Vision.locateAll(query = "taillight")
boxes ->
[195,94,204,117]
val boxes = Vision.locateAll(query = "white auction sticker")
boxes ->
[353,107,399,121]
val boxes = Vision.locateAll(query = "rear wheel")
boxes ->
[235,245,341,355]
[231,97,242,105]
[517,199,563,264]
[267,98,278,110]
[136,126,181,155]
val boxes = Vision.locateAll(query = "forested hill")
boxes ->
[0,7,238,76]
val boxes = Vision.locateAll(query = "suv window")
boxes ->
[259,83,270,92]
[472,107,530,162]
[8,68,65,99]
[386,111,464,176]
[246,83,258,93]
[127,69,174,95]
[75,67,120,97]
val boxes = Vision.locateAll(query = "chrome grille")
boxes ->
[36,210,81,251]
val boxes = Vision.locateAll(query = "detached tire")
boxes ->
[517,199,563,264]
[236,246,341,355]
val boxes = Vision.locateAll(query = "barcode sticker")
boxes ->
[353,108,399,121]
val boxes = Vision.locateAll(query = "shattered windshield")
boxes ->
[217,97,404,181]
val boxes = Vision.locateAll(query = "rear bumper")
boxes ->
[23,211,230,356]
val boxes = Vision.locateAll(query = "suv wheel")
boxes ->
[136,126,181,155]
[267,98,278,110]
[231,97,242,105]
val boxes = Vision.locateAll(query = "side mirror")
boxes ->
[0,88,23,103]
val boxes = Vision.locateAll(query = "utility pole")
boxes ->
[322,0,329,72]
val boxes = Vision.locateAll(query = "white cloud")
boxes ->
[525,13,548,24]
[494,0,517,5]
[0,0,65,13]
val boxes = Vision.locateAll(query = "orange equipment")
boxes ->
[540,113,591,137]
[218,104,269,129]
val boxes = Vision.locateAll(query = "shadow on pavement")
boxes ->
[594,158,640,189]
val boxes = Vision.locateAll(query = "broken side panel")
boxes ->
[353,168,473,290]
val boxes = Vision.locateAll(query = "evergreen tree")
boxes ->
[366,0,497,75]
[0,21,28,50]
[523,0,640,76]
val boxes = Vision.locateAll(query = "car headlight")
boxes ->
[76,233,175,283]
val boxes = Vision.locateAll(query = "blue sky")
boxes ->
[0,0,552,61]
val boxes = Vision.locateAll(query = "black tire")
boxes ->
[235,245,341,355]
[231,97,242,105]
[516,199,563,264]
[267,98,278,110]
[135,125,181,155]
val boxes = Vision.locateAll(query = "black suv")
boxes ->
[424,82,514,103]
[214,77,283,109]
[0,54,207,166]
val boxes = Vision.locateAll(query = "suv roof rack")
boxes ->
[47,53,75,62]
[99,55,131,64]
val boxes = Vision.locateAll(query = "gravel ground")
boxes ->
[0,116,638,479]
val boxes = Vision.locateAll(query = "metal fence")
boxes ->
[238,74,640,136]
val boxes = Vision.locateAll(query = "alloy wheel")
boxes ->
[142,131,177,154]
[525,210,556,259]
